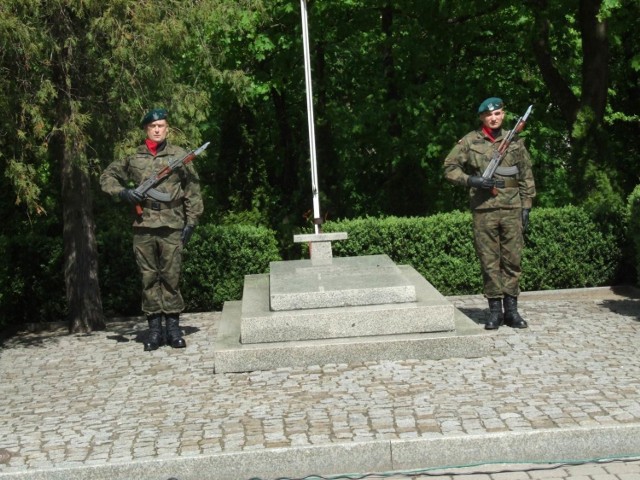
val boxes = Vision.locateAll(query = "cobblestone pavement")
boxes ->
[0,287,639,479]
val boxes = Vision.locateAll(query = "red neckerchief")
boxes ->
[145,138,159,156]
[482,126,497,143]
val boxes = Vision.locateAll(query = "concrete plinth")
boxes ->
[213,256,492,373]
[242,266,454,343]
[269,255,417,311]
[214,300,492,373]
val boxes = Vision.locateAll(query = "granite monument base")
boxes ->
[213,255,492,373]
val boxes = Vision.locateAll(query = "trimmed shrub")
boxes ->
[627,185,640,285]
[321,206,621,295]
[520,206,620,290]
[97,223,282,316]
[0,232,66,330]
[322,214,481,295]
[0,205,626,331]
[181,224,281,311]
[97,219,139,317]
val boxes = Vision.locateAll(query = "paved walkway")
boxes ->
[1,286,640,480]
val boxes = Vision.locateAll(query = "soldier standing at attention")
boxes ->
[101,108,204,350]
[443,97,536,330]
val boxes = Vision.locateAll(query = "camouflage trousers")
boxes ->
[472,208,524,298]
[133,227,184,315]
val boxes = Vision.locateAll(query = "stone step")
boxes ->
[269,255,417,311]
[241,265,455,343]
[213,300,492,374]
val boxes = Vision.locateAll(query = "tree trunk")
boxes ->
[571,0,610,200]
[381,3,401,139]
[529,0,580,127]
[529,0,610,200]
[61,135,106,333]
[579,0,608,123]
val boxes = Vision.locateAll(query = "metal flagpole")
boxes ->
[300,0,321,234]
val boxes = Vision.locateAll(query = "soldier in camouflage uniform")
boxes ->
[443,98,536,330]
[100,108,204,350]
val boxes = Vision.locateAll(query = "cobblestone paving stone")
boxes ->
[0,288,639,479]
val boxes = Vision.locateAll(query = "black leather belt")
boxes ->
[143,199,183,211]
[494,178,519,188]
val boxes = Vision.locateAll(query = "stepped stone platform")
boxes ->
[213,250,492,373]
[269,255,417,311]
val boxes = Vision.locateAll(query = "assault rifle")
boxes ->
[133,141,210,215]
[482,105,533,196]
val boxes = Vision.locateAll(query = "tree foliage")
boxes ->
[0,0,638,326]
[0,0,267,331]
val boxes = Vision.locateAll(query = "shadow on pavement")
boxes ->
[599,298,640,322]
[457,307,486,325]
[106,323,201,346]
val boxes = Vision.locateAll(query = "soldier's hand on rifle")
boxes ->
[181,225,195,246]
[119,189,145,205]
[522,208,530,233]
[467,176,495,190]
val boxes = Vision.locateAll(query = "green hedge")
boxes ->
[0,231,66,327]
[97,216,139,317]
[0,204,629,332]
[319,213,481,295]
[181,224,281,311]
[520,206,621,291]
[320,206,621,295]
[628,185,640,285]
[98,223,282,316]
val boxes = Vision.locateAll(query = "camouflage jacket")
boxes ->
[443,128,536,210]
[100,143,204,229]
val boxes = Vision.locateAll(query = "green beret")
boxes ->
[478,97,504,114]
[141,108,168,127]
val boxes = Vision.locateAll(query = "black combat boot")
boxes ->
[144,314,163,351]
[504,295,528,328]
[485,298,503,330]
[165,314,186,348]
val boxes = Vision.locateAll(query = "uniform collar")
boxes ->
[145,139,167,156]
[481,126,503,143]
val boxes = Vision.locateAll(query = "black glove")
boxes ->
[467,176,495,189]
[119,189,144,204]
[181,225,195,245]
[522,208,530,233]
